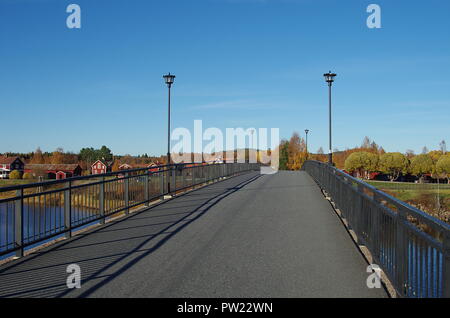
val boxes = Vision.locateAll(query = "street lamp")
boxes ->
[305,129,309,160]
[163,72,175,193]
[323,71,336,165]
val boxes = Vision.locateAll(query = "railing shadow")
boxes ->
[0,172,260,298]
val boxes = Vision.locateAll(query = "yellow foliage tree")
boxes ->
[112,160,121,172]
[286,132,306,170]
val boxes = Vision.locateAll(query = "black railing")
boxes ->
[303,160,450,298]
[0,162,259,259]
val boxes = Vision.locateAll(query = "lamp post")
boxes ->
[323,71,336,165]
[163,72,175,193]
[305,129,309,160]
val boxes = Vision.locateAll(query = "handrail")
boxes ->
[303,160,450,298]
[0,161,218,193]
[0,162,259,260]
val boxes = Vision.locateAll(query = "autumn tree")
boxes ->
[345,152,368,178]
[436,155,450,184]
[30,147,45,164]
[428,150,443,162]
[287,132,306,170]
[365,153,379,177]
[409,154,433,183]
[344,151,378,179]
[9,170,22,179]
[111,160,121,172]
[50,148,65,164]
[378,152,409,181]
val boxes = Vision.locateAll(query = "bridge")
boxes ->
[0,162,448,298]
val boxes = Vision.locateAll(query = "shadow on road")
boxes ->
[0,172,260,298]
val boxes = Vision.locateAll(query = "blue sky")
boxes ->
[0,0,449,156]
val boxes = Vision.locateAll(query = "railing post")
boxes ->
[99,177,105,223]
[372,192,381,258]
[395,207,408,297]
[14,189,23,258]
[355,183,364,237]
[144,172,149,206]
[172,166,176,193]
[167,165,171,194]
[160,170,165,197]
[64,181,72,238]
[181,165,185,189]
[124,173,129,215]
[443,231,450,298]
[193,166,197,188]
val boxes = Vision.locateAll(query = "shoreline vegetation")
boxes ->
[367,180,450,225]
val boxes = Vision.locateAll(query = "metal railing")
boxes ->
[0,162,259,259]
[303,160,450,298]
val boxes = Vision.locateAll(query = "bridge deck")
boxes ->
[0,171,386,297]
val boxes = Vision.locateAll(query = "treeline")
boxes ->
[345,151,450,183]
[1,146,166,175]
[278,134,450,183]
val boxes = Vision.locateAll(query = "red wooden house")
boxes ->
[24,164,82,180]
[148,163,160,173]
[91,160,113,175]
[0,156,25,179]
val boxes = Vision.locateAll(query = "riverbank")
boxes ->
[366,180,450,224]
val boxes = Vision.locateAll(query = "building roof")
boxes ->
[24,164,81,172]
[91,160,114,167]
[91,160,106,167]
[119,163,159,169]
[0,156,23,164]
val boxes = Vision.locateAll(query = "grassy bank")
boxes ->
[366,180,450,224]
[0,179,39,187]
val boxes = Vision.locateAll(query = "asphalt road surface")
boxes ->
[0,171,387,298]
